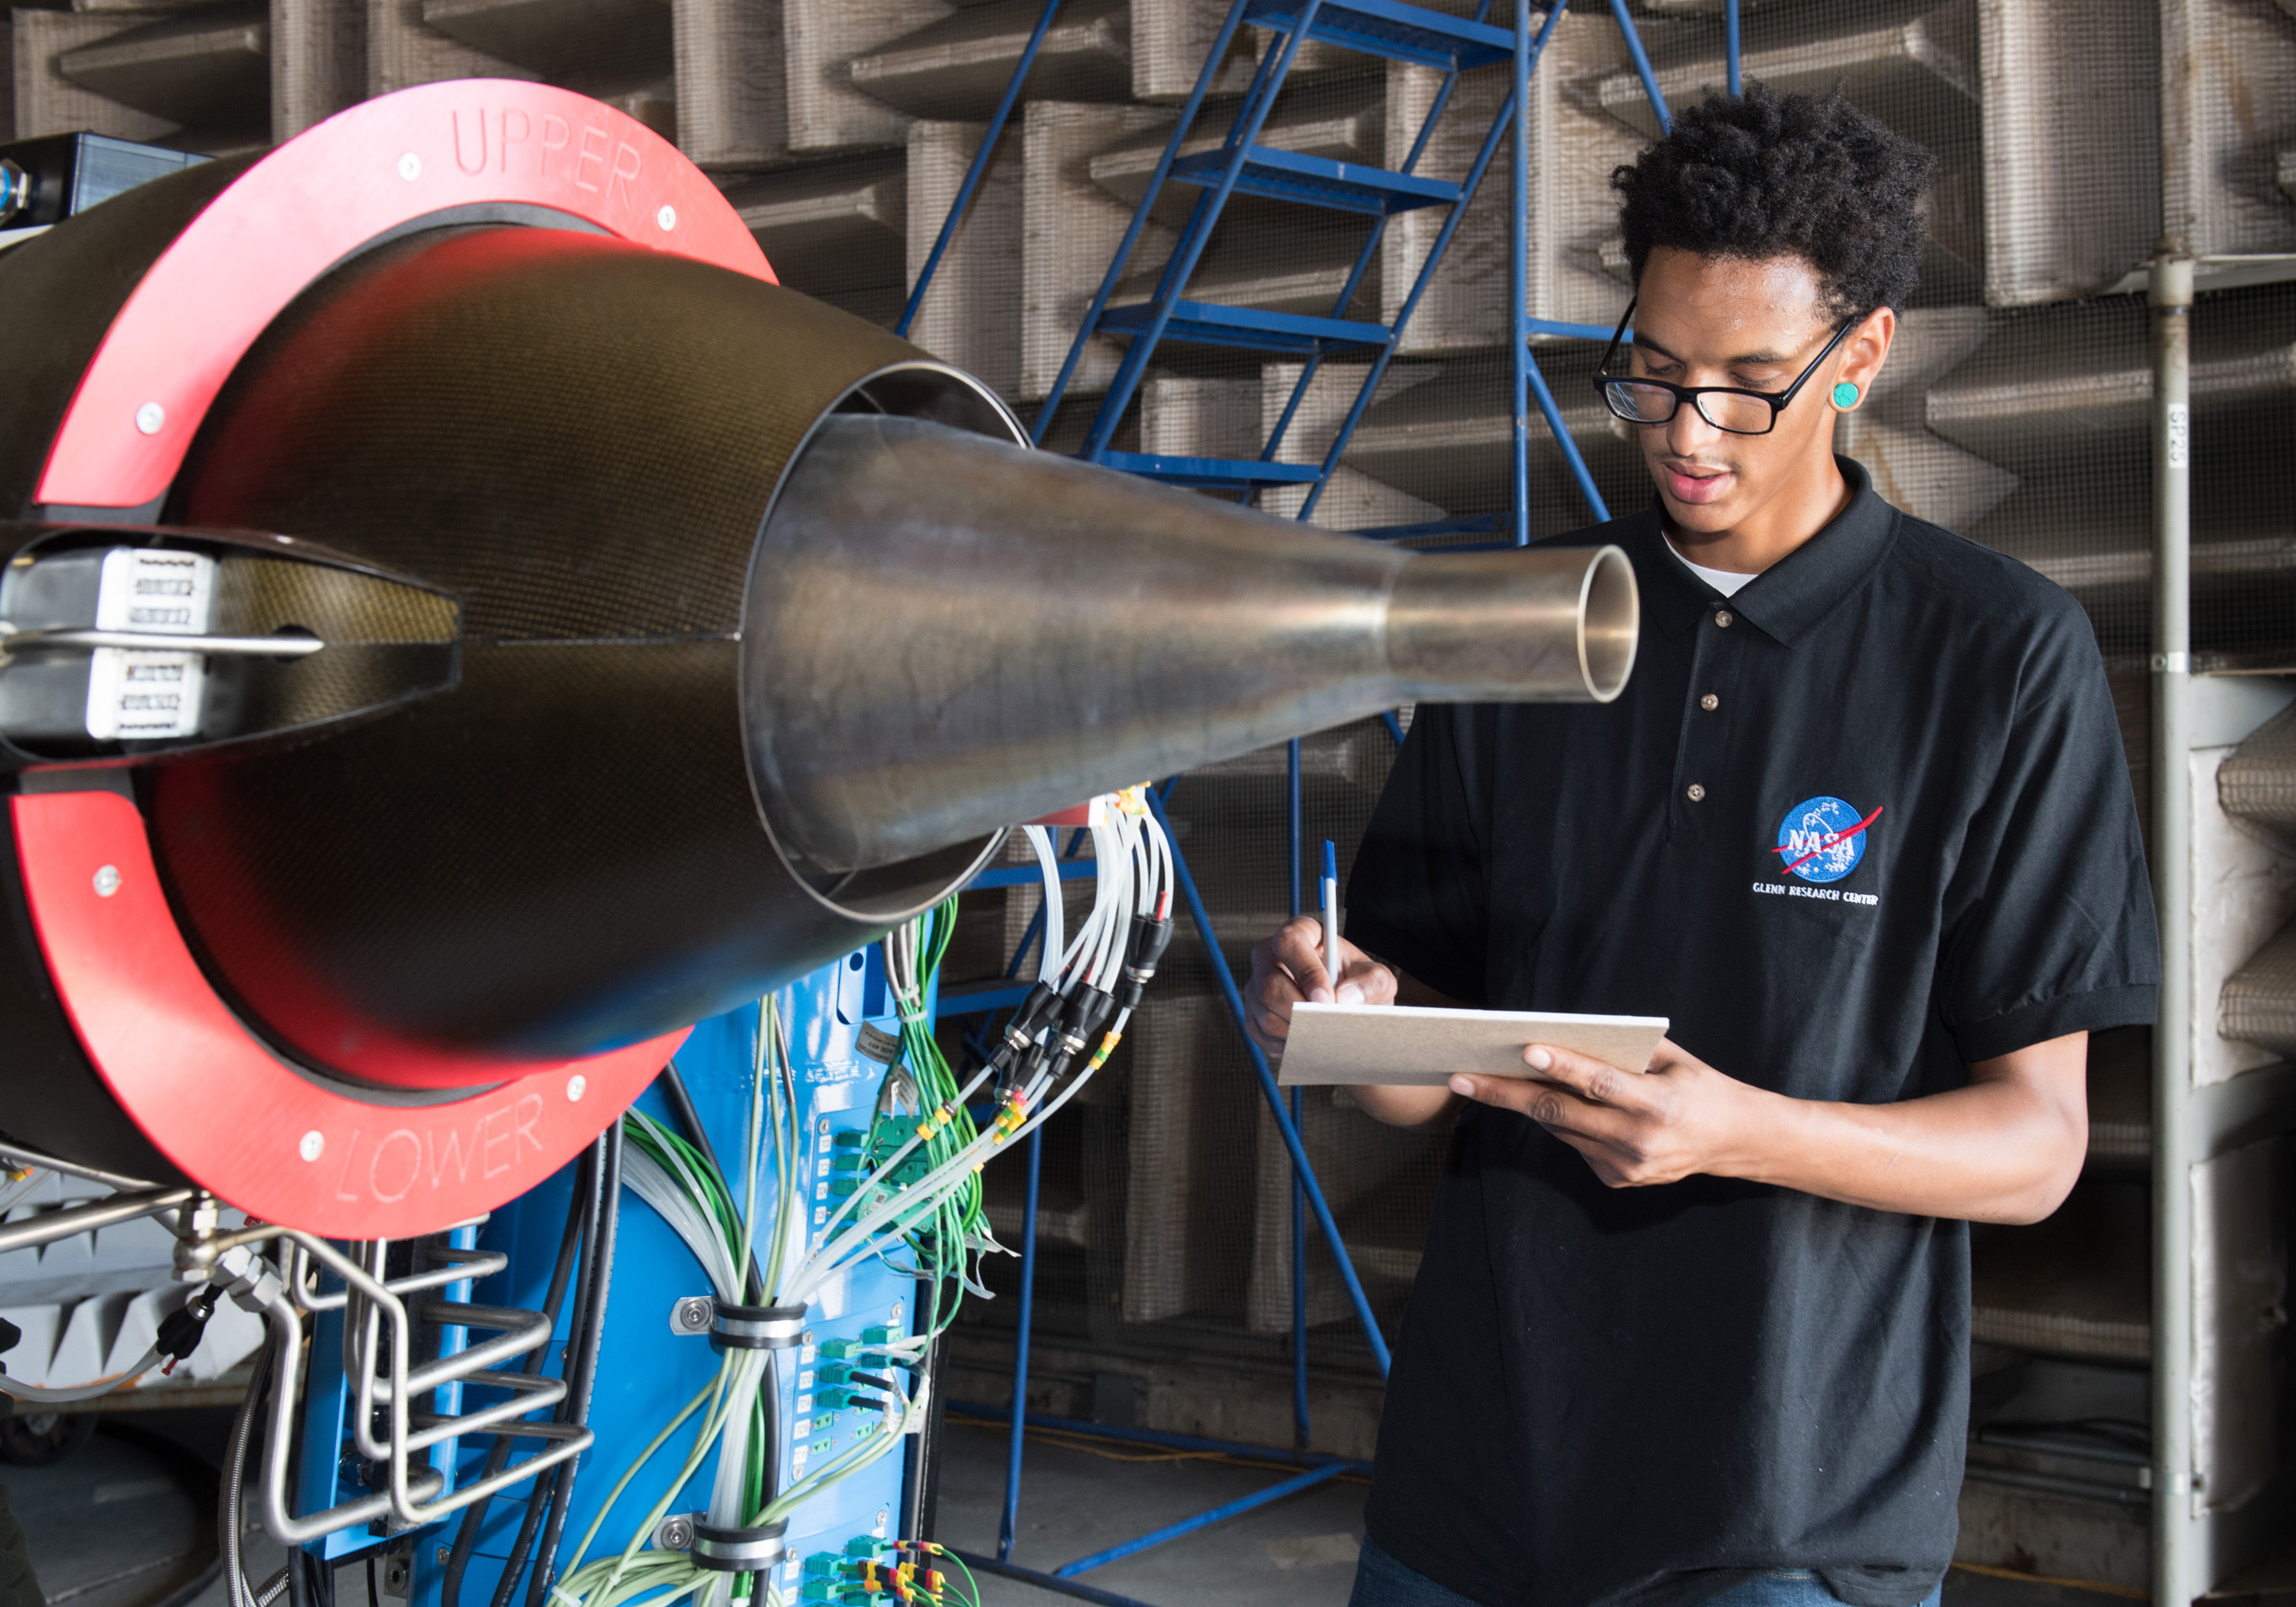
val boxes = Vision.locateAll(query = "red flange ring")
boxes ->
[15,791,683,1238]
[15,80,770,1231]
[37,78,773,512]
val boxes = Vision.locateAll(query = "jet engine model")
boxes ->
[0,80,1636,1244]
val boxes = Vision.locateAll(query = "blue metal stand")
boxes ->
[997,1122,1045,1562]
[1287,739,1309,1450]
[892,0,1741,1583]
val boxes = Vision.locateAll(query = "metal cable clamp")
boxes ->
[691,1517,789,1573]
[708,1302,805,1353]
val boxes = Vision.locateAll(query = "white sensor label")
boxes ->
[85,548,216,741]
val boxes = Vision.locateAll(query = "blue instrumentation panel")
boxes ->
[389,945,931,1607]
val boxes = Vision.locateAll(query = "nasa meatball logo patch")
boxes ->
[1751,795,1883,906]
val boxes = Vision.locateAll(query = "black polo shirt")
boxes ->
[1345,459,2157,1607]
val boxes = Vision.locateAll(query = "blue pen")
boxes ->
[1321,839,1341,992]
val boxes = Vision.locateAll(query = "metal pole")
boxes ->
[1509,0,1531,546]
[1031,0,1257,444]
[998,1123,1045,1562]
[1053,1462,1350,1576]
[1146,791,1392,1375]
[1078,2,1326,461]
[895,0,1061,338]
[2148,250,2195,1607]
[1606,0,1672,135]
[1287,739,1309,1449]
[0,1185,194,1254]
[1525,346,1609,523]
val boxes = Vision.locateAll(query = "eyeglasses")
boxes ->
[1590,296,1866,436]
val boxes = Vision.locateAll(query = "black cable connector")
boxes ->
[990,982,1061,1069]
[155,1291,214,1374]
[1114,914,1174,1011]
[1039,986,1117,1085]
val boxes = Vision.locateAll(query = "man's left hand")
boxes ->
[1447,1038,1763,1188]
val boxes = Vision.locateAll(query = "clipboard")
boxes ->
[1274,1002,1670,1087]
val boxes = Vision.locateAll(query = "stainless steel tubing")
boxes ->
[745,414,1639,875]
[2149,251,2197,1607]
[0,1185,194,1253]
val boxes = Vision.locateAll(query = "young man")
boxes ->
[1244,86,2158,1607]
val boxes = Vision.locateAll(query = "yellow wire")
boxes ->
[1949,1562,2147,1599]
[943,1411,1369,1485]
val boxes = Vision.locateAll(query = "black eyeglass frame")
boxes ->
[1590,296,1869,436]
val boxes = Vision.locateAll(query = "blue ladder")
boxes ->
[1038,0,1528,523]
[908,3,1704,1600]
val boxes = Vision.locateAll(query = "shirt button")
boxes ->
[1700,693,1720,711]
[1686,783,1707,802]
[1714,609,1733,628]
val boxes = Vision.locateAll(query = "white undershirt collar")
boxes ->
[1665,536,1758,598]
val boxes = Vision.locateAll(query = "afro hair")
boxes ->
[1612,81,1936,320]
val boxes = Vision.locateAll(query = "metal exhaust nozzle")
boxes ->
[744,413,1639,875]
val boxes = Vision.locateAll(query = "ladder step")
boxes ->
[1244,0,1514,71]
[1092,452,1327,488]
[1169,145,1459,216]
[1098,300,1392,354]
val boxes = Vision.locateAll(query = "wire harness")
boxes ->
[555,790,1169,1607]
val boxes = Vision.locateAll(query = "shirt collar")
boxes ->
[1629,456,1897,646]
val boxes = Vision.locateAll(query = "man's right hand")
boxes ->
[1246,915,1466,1129]
[1244,914,1397,1059]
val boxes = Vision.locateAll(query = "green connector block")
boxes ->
[819,1338,864,1360]
[860,1325,895,1345]
[816,1386,859,1410]
[844,1537,890,1561]
[799,1583,837,1602]
[810,1436,836,1453]
[828,1177,861,1196]
[831,1129,866,1148]
[817,1363,852,1387]
[804,1553,840,1577]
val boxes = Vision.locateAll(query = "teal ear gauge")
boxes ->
[1831,380,1861,409]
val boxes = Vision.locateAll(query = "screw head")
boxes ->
[671,1295,713,1335]
[93,865,121,897]
[133,403,165,436]
[566,1074,586,1101]
[656,203,677,231]
[298,1130,325,1162]
[654,1512,695,1551]
[818,1118,831,1136]
[435,1546,450,1566]
[398,152,422,181]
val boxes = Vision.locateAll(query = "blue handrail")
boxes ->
[1029,0,1261,443]
[1078,2,1329,460]
[895,0,1062,340]
[1609,0,1673,134]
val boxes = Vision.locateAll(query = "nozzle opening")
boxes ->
[743,359,1027,922]
[1580,545,1639,703]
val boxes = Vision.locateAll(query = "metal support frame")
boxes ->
[953,1407,1371,1604]
[2148,251,2196,1607]
[892,0,1062,341]
[904,0,1726,1583]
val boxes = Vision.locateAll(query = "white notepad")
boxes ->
[1275,1002,1670,1087]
